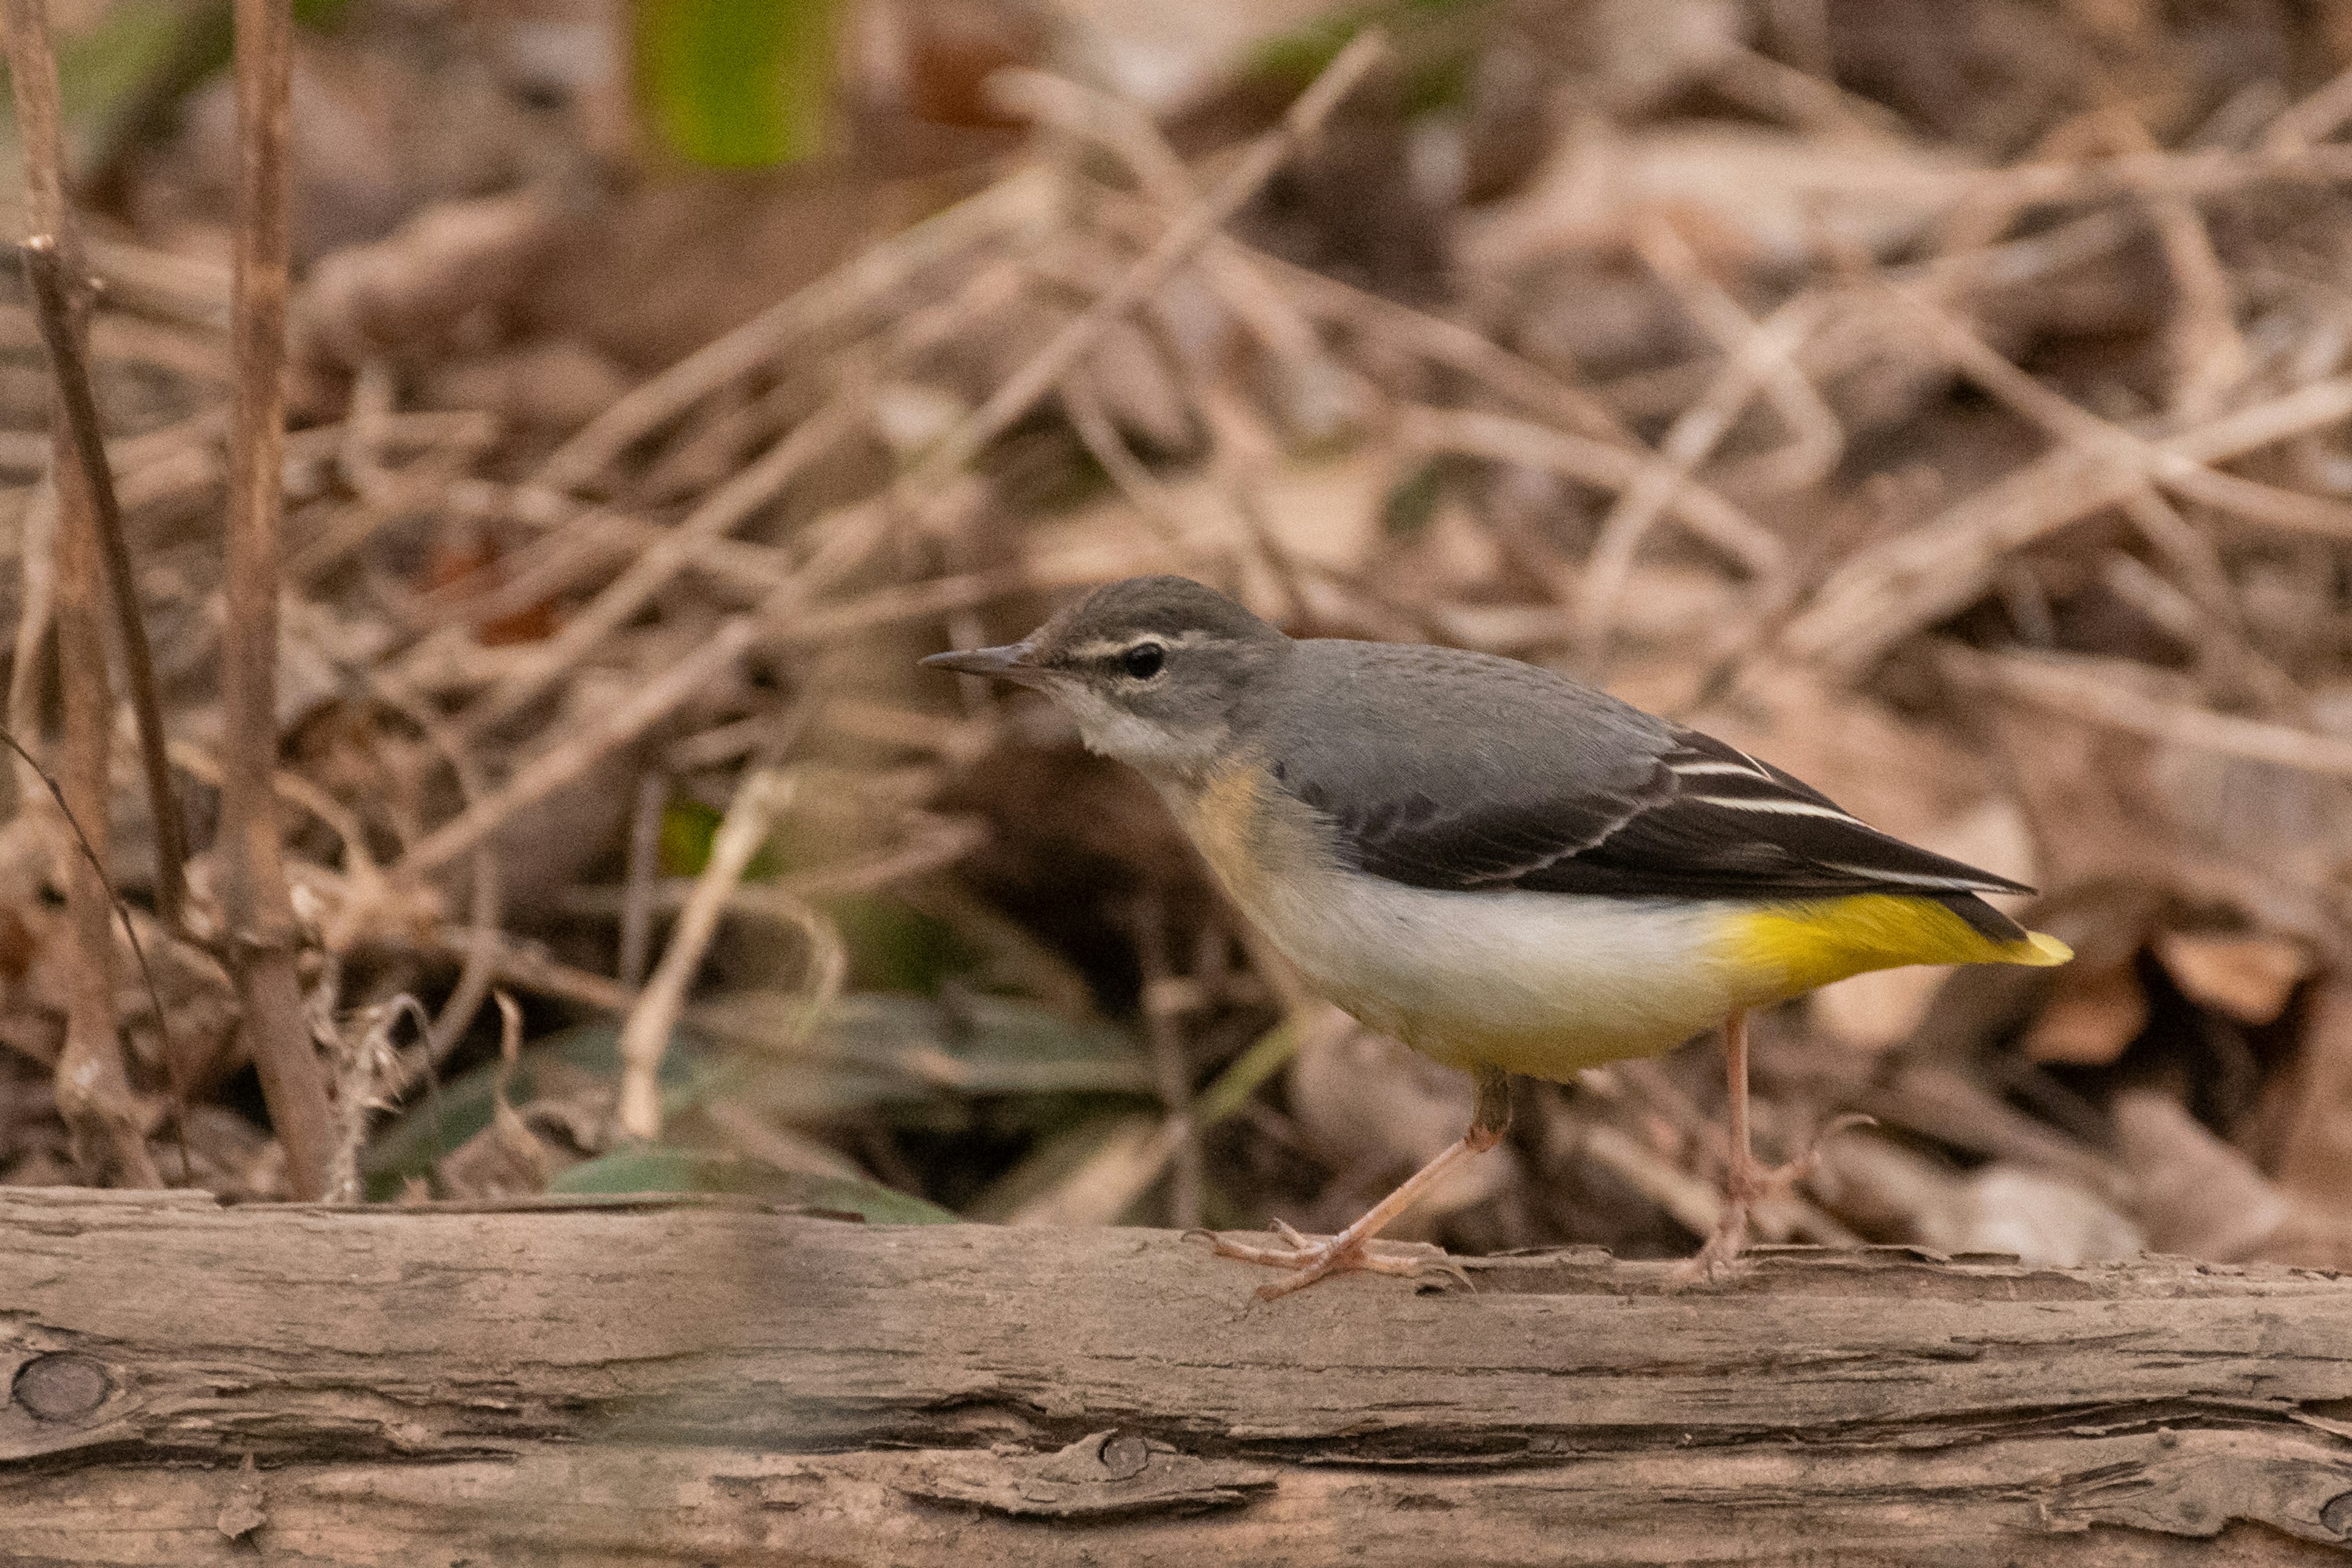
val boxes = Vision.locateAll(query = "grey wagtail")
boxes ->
[924,575,2070,1296]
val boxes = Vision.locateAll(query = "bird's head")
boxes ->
[922,575,1288,778]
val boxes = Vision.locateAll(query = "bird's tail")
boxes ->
[1725,892,2072,997]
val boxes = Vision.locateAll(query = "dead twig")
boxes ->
[1132,890,1204,1231]
[533,166,1058,494]
[901,30,1390,503]
[1785,375,2352,673]
[2,0,160,1188]
[617,766,799,1140]
[215,0,336,1199]
[17,238,189,930]
[464,393,868,732]
[1397,404,1789,586]
[1956,649,2352,782]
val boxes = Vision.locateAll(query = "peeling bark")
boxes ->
[2,1189,2349,1564]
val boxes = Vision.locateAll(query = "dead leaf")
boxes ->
[2153,930,2309,1026]
[1812,966,1953,1054]
[2260,981,2352,1215]
[2112,1090,2291,1260]
[1462,123,1979,279]
[979,1113,1163,1227]
[1925,1166,2144,1265]
[2019,963,2147,1065]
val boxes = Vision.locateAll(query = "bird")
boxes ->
[922,575,2070,1297]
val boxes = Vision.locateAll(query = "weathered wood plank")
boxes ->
[3,1189,2349,1564]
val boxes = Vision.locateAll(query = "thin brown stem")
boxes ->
[19,237,189,929]
[1133,889,1204,1231]
[217,0,334,1199]
[4,0,160,1186]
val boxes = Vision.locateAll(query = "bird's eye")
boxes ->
[1121,642,1166,680]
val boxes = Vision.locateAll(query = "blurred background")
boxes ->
[4,0,2352,1272]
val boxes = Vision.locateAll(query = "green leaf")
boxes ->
[694,990,1153,1110]
[823,892,969,995]
[361,1022,702,1196]
[549,1145,957,1223]
[1193,1017,1306,1129]
[658,797,785,880]
[1382,461,1445,538]
[363,995,1152,1198]
[633,0,840,168]
[1250,0,1489,115]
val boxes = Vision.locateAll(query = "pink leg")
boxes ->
[1194,1065,1509,1301]
[1677,1009,1856,1281]
[1681,1009,1763,1278]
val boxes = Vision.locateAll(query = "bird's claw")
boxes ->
[1671,1112,1873,1289]
[1186,1223,1471,1299]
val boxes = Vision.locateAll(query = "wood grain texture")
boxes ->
[3,1188,2350,1565]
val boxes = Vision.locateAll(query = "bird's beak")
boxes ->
[921,642,1052,687]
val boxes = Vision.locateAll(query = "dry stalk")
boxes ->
[1132,890,1203,1231]
[217,0,336,1199]
[2094,111,2247,419]
[325,994,424,1202]
[995,69,1337,399]
[1957,649,2352,781]
[1633,221,1842,493]
[1953,140,2352,214]
[465,392,868,731]
[1575,283,1820,672]
[18,241,191,930]
[567,816,992,923]
[364,677,502,1081]
[617,766,798,1140]
[1861,281,2288,699]
[2263,61,2352,151]
[1397,404,1788,584]
[1786,375,2352,673]
[533,165,1059,493]
[401,612,761,876]
[1060,371,1205,549]
[618,771,667,992]
[5,483,55,804]
[901,29,1390,502]
[3,0,160,1186]
[394,39,1389,897]
[1885,282,2352,539]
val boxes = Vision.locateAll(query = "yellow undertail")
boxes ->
[1723,893,2071,1001]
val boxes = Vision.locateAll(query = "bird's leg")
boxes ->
[1194,1065,1509,1301]
[1678,1008,1853,1281]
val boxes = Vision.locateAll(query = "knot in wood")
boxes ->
[2321,1488,2352,1541]
[1098,1430,1150,1481]
[12,1353,109,1422]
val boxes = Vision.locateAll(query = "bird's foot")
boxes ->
[1186,1219,1471,1301]
[1671,1113,1874,1287]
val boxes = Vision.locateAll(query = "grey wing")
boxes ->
[1264,644,2030,906]
[1262,641,1678,888]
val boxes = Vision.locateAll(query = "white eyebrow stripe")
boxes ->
[1062,630,1213,662]
[1687,796,1857,820]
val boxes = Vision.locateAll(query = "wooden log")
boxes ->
[3,1188,2350,1565]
